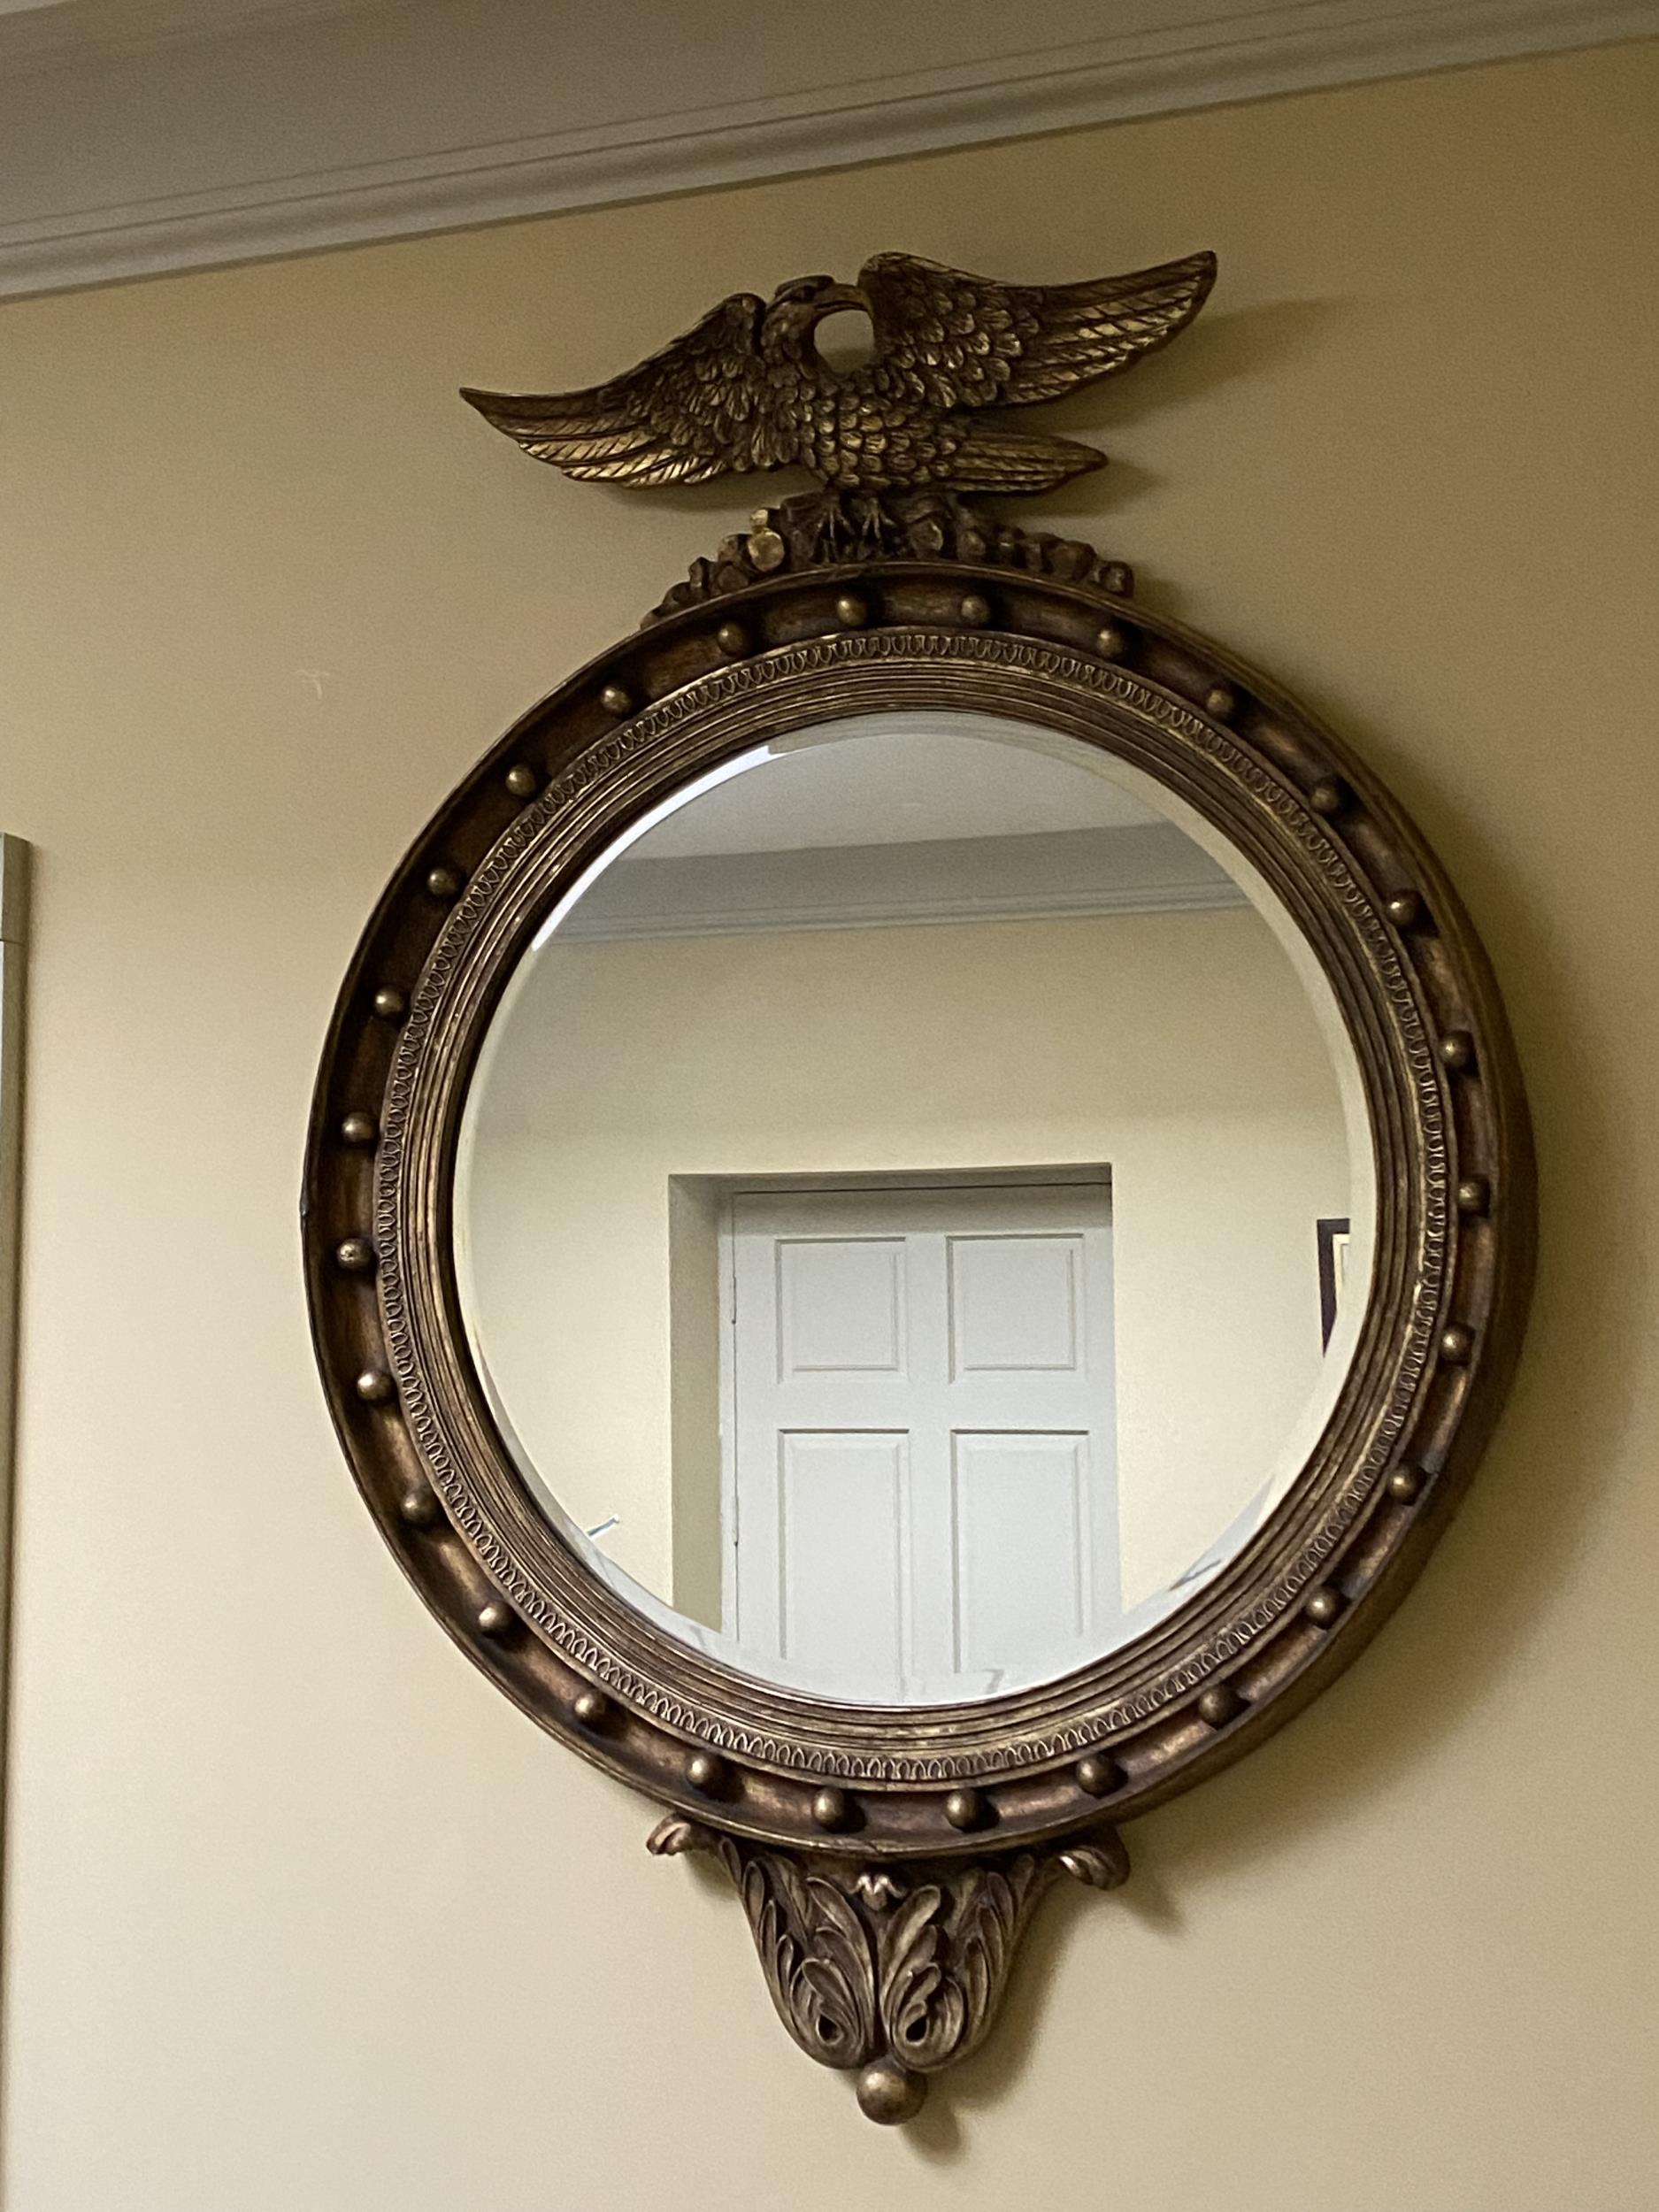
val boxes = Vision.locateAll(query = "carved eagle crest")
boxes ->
[462,250,1216,497]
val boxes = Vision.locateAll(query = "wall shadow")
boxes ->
[890,754,1628,2137]
[1148,780,1630,1868]
[505,285,1614,2143]
[898,1852,1188,2165]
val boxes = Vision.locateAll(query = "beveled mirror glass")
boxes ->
[456,711,1375,1705]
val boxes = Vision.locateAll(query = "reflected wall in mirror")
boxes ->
[457,713,1375,1705]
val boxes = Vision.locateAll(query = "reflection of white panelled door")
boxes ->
[725,1183,1118,1701]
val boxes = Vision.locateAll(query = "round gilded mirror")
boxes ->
[303,297,1532,2116]
[454,709,1375,1705]
[308,544,1526,1861]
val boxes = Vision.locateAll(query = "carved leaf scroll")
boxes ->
[651,1816,1128,2116]
[642,488,1135,623]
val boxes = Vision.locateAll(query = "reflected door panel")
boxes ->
[729,1183,1118,1700]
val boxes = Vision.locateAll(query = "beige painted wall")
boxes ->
[463,907,1352,1626]
[0,39,1655,2212]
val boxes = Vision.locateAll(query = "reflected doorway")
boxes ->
[672,1171,1117,1702]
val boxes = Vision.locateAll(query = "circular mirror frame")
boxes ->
[303,540,1532,1863]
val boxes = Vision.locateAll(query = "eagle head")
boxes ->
[761,273,867,363]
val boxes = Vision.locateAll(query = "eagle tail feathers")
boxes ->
[943,423,1105,495]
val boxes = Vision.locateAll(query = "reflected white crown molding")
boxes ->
[559,827,1248,942]
[1,0,1655,298]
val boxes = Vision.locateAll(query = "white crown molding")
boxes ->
[1,0,1654,299]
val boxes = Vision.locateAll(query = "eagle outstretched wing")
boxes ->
[858,250,1217,413]
[460,291,779,487]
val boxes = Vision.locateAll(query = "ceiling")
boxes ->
[2,0,1652,298]
[635,726,1163,858]
[558,826,1244,942]
[551,723,1241,940]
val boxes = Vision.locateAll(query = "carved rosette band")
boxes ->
[649,1814,1131,2122]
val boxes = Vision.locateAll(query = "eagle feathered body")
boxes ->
[462,250,1217,496]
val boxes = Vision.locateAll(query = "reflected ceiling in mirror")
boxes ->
[455,712,1376,1704]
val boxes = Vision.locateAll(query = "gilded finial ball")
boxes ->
[687,1750,728,1795]
[1386,889,1423,928]
[1387,1466,1424,1503]
[811,1786,852,1832]
[339,1110,377,1148]
[958,592,991,626]
[397,1486,439,1528]
[371,987,406,1023]
[334,1236,374,1274]
[1196,1683,1242,1728]
[943,1788,988,1832]
[503,764,538,799]
[834,594,868,629]
[1439,1031,1476,1071]
[477,1601,514,1638]
[747,517,787,572]
[1076,1754,1121,1798]
[714,620,749,657]
[599,683,633,717]
[425,864,462,901]
[572,1688,610,1728]
[856,2059,927,2124]
[354,1368,394,1405]
[1304,1586,1343,1627]
[1094,623,1129,662]
[1440,1323,1475,1363]
[1456,1176,1490,1215]
[1309,779,1345,817]
[1203,682,1238,721]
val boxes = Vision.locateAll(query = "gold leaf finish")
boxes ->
[303,507,1532,2116]
[462,250,1216,495]
[1057,1834,1133,1890]
[657,1822,1127,2118]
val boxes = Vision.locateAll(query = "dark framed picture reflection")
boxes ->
[1317,1216,1352,1348]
